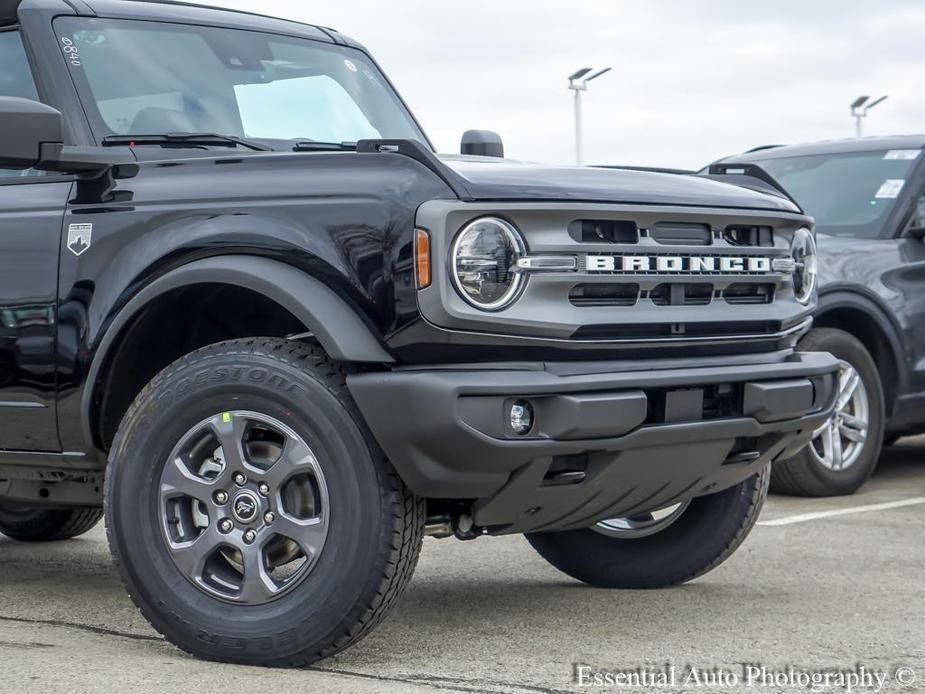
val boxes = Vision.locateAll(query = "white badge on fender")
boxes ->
[67,223,93,256]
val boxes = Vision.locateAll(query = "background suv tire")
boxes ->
[0,504,102,542]
[105,338,424,666]
[770,328,885,497]
[525,466,769,588]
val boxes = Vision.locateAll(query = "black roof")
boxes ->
[722,134,925,162]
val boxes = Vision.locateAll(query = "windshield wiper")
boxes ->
[101,133,273,152]
[291,141,357,152]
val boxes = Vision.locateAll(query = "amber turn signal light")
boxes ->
[415,228,431,289]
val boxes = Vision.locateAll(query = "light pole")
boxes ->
[568,67,611,165]
[850,95,887,138]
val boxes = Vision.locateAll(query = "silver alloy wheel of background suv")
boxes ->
[809,362,869,471]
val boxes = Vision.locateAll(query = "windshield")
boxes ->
[55,17,427,148]
[751,149,920,237]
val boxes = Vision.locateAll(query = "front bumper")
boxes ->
[347,351,840,534]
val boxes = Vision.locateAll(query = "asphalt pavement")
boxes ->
[2,438,923,694]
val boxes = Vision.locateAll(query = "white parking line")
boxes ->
[758,497,925,526]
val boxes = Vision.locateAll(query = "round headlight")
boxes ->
[451,217,525,310]
[791,227,818,304]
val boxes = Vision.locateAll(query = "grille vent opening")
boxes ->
[651,222,712,246]
[650,283,714,306]
[569,283,639,307]
[723,283,775,305]
[568,219,638,244]
[542,454,588,486]
[723,225,774,247]
[571,320,781,340]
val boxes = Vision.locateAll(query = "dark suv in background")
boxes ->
[714,136,925,496]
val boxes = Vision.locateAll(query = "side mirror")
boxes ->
[460,130,504,158]
[0,96,63,170]
[0,96,123,174]
[908,226,925,240]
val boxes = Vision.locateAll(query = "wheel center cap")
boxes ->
[232,492,260,523]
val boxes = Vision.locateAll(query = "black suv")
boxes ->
[0,0,839,666]
[714,137,925,496]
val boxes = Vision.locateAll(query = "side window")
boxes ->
[0,30,43,179]
[905,189,925,233]
[915,193,925,229]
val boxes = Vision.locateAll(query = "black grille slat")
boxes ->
[723,225,774,247]
[723,283,775,305]
[650,222,712,246]
[568,219,639,244]
[571,321,782,341]
[569,283,639,307]
[650,283,714,306]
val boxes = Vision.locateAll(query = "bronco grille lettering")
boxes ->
[586,254,774,274]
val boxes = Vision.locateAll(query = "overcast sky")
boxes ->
[213,1,924,169]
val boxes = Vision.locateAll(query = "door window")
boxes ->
[0,30,43,178]
[909,191,925,230]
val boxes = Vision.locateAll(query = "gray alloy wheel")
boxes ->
[593,501,691,539]
[159,410,329,605]
[808,361,870,472]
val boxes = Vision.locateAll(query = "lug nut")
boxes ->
[233,472,247,486]
[214,490,229,505]
[243,529,257,544]
[263,511,275,524]
[258,482,270,496]
[219,519,233,533]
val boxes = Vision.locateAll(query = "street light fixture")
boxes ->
[568,66,611,165]
[850,95,888,138]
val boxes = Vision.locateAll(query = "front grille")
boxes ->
[416,198,810,352]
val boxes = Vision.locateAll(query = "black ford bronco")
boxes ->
[0,0,839,666]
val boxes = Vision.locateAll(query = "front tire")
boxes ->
[0,504,102,542]
[525,466,769,588]
[105,338,424,666]
[771,328,885,497]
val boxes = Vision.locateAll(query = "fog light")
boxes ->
[510,400,534,435]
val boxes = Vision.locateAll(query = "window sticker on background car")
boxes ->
[874,179,905,199]
[883,150,920,160]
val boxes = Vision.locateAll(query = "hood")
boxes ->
[437,155,800,213]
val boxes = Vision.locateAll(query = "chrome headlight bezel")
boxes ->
[450,217,526,311]
[791,226,818,305]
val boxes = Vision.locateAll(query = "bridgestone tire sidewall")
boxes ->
[107,350,387,659]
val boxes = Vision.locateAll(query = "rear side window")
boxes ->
[0,30,42,179]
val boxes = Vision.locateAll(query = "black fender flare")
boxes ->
[816,287,909,391]
[81,255,394,446]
